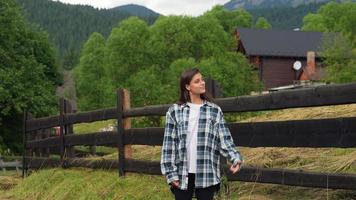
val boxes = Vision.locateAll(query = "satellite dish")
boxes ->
[293,61,302,71]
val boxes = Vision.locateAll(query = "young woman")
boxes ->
[160,68,243,200]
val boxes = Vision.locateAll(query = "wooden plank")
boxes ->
[26,115,60,132]
[123,159,356,190]
[230,117,356,147]
[123,89,132,158]
[206,78,223,98]
[25,108,116,132]
[0,159,5,172]
[25,116,356,148]
[64,131,117,146]
[261,57,295,89]
[125,128,163,145]
[125,117,356,147]
[0,161,22,168]
[226,166,356,190]
[117,89,125,176]
[64,99,75,158]
[123,104,170,117]
[59,98,65,163]
[48,147,61,155]
[0,160,22,172]
[27,137,61,148]
[43,129,52,157]
[23,112,34,177]
[217,82,356,113]
[123,82,356,117]
[124,159,356,190]
[64,107,117,125]
[34,130,42,157]
[29,128,160,147]
[22,111,28,177]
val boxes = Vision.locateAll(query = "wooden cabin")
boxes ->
[236,28,325,89]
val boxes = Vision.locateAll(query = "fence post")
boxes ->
[205,78,223,98]
[22,111,26,177]
[65,100,75,158]
[123,89,132,158]
[22,111,33,177]
[0,155,5,173]
[59,98,66,166]
[34,130,41,157]
[42,129,50,157]
[39,129,44,157]
[117,89,125,176]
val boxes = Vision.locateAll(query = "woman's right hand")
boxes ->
[171,180,180,188]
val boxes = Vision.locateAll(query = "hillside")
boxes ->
[111,4,160,18]
[247,3,323,29]
[225,0,356,29]
[15,0,159,69]
[223,0,346,9]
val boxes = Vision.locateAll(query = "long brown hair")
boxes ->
[177,68,214,105]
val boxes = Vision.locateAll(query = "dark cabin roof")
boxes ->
[236,28,323,58]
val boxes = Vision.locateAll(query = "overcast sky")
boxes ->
[53,0,230,16]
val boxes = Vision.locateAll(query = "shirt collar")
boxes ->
[180,99,213,108]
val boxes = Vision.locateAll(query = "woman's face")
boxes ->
[186,73,206,95]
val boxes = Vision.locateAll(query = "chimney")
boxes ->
[307,51,316,75]
[299,51,316,80]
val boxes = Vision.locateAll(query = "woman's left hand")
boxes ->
[229,162,241,174]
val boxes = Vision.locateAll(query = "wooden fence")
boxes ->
[23,82,356,190]
[0,156,22,172]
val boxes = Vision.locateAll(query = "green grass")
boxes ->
[73,120,116,134]
[4,168,173,200]
[2,168,356,200]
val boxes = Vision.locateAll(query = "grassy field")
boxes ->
[1,104,356,199]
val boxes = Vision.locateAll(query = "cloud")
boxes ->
[53,0,230,16]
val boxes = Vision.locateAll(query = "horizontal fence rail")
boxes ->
[26,116,61,132]
[0,161,22,169]
[231,117,356,148]
[26,108,117,132]
[65,108,117,125]
[26,83,356,132]
[217,82,356,113]
[27,117,356,148]
[64,131,117,147]
[24,157,356,190]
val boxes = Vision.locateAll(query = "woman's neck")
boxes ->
[189,94,203,104]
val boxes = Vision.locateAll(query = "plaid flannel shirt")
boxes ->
[160,100,243,190]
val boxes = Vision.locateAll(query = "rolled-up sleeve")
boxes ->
[217,108,243,166]
[160,110,179,184]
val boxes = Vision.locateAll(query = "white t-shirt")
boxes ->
[186,102,202,173]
